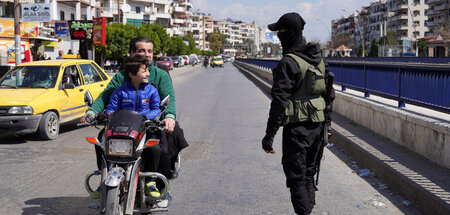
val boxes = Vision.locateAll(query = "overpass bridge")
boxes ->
[233,58,450,215]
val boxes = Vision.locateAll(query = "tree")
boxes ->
[368,39,379,57]
[380,31,399,46]
[433,20,450,39]
[167,36,188,56]
[416,39,428,57]
[332,33,356,50]
[95,23,138,65]
[182,35,196,54]
[206,32,226,55]
[357,42,366,57]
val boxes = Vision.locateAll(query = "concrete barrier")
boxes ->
[234,60,450,169]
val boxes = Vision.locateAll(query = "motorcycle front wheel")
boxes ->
[105,185,124,215]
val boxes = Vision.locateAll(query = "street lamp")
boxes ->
[402,0,419,57]
[316,18,333,56]
[342,9,365,57]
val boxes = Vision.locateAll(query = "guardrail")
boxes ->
[325,57,450,64]
[235,58,450,113]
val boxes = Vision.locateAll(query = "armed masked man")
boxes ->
[261,13,334,215]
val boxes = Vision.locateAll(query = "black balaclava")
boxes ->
[278,30,302,54]
[268,12,306,54]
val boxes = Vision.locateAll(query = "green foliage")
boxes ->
[357,42,366,57]
[417,39,428,57]
[95,23,138,59]
[96,23,202,59]
[206,32,226,54]
[167,36,188,56]
[381,31,399,46]
[368,39,379,57]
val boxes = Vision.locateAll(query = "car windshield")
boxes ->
[171,56,179,60]
[158,57,171,61]
[0,66,59,89]
[214,57,222,61]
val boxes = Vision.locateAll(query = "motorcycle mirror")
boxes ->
[84,90,94,106]
[160,95,170,109]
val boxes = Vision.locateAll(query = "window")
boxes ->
[71,13,75,20]
[91,63,108,80]
[414,0,419,5]
[136,7,141,14]
[63,65,82,87]
[60,11,65,20]
[79,64,102,84]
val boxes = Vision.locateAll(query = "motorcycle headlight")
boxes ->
[108,139,133,155]
[8,106,33,115]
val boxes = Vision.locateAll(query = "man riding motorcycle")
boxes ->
[81,37,188,206]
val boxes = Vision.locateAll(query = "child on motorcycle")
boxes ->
[105,54,161,120]
[102,54,163,198]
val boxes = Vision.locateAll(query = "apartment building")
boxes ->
[191,12,213,50]
[425,0,450,35]
[386,0,429,41]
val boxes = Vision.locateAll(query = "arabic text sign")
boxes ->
[69,20,93,40]
[21,4,51,22]
[55,22,69,35]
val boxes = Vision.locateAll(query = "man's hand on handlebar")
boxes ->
[162,117,175,133]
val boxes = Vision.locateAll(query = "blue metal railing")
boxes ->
[235,58,450,113]
[325,57,450,64]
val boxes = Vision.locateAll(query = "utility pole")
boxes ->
[317,18,333,56]
[402,0,419,57]
[14,0,21,65]
[342,9,365,57]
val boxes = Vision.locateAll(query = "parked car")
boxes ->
[189,55,199,65]
[156,56,173,70]
[171,56,182,68]
[211,56,224,68]
[182,55,189,66]
[224,56,232,62]
[0,59,110,139]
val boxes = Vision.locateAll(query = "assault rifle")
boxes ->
[315,70,334,186]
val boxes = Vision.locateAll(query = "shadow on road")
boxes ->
[0,120,87,144]
[23,196,95,215]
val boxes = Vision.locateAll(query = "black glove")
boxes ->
[85,114,95,124]
[262,134,274,151]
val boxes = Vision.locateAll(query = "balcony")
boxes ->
[153,0,172,5]
[426,0,445,5]
[172,18,184,24]
[173,6,186,13]
[390,4,408,11]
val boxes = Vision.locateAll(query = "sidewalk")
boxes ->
[234,61,450,215]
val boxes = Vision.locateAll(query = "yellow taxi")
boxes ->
[0,59,110,139]
[211,56,224,68]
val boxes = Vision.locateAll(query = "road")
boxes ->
[0,63,422,215]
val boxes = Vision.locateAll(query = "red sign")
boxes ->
[93,17,106,45]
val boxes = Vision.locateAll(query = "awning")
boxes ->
[0,0,35,3]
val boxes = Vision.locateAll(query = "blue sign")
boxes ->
[55,22,69,35]
[265,32,274,43]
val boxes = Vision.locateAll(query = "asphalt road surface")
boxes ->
[0,63,422,215]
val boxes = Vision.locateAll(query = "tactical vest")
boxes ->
[284,53,326,124]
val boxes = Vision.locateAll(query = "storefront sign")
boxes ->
[69,20,93,40]
[0,20,38,37]
[55,22,69,35]
[93,17,106,45]
[42,41,58,47]
[21,4,51,22]
[0,38,31,64]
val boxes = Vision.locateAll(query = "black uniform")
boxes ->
[263,13,331,215]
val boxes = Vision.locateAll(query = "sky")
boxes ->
[192,0,373,43]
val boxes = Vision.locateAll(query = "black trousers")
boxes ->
[282,122,323,215]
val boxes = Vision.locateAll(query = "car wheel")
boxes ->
[38,111,59,140]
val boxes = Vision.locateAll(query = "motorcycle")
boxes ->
[81,91,180,215]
